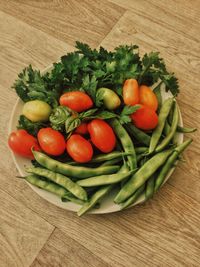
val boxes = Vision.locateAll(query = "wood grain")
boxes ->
[0,10,74,89]
[0,188,54,267]
[30,229,109,267]
[0,1,200,266]
[0,0,125,47]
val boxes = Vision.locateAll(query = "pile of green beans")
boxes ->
[22,97,194,216]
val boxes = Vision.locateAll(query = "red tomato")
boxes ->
[66,134,93,163]
[123,79,140,106]
[59,91,93,112]
[38,128,66,156]
[74,122,88,135]
[131,105,158,130]
[139,85,158,111]
[88,119,116,153]
[8,129,40,159]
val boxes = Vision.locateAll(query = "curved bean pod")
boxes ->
[155,102,179,153]
[32,150,120,179]
[26,167,88,201]
[77,170,135,187]
[149,98,174,153]
[77,185,112,216]
[145,174,156,200]
[114,148,173,203]
[25,174,68,197]
[124,123,151,146]
[120,184,145,210]
[110,119,137,170]
[154,139,192,192]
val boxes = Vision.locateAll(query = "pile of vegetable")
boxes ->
[8,42,196,216]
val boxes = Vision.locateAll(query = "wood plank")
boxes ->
[2,180,200,267]
[0,188,54,267]
[30,229,109,267]
[0,10,74,89]
[0,0,125,47]
[109,0,200,41]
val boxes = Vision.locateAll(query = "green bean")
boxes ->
[25,174,69,197]
[67,151,130,166]
[61,192,86,205]
[77,185,112,216]
[155,102,179,153]
[88,151,130,163]
[153,82,162,112]
[26,167,88,201]
[176,125,197,133]
[110,119,137,170]
[149,98,174,153]
[164,122,196,135]
[32,150,120,179]
[154,139,192,192]
[77,169,135,187]
[145,174,156,200]
[100,158,122,167]
[124,123,151,146]
[120,184,145,210]
[114,148,173,203]
[135,147,148,154]
[77,163,128,216]
[163,121,171,136]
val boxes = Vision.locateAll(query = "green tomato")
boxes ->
[98,88,121,110]
[22,100,52,122]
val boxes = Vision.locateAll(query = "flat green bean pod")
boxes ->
[77,185,112,216]
[155,102,179,153]
[32,150,120,179]
[114,148,173,203]
[110,119,137,170]
[135,147,148,154]
[176,125,197,133]
[124,123,151,146]
[145,174,156,200]
[149,98,174,153]
[100,157,122,167]
[77,170,135,187]
[77,163,128,216]
[154,139,192,192]
[26,167,88,201]
[120,184,145,210]
[25,174,68,197]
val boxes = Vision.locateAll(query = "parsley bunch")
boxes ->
[13,41,179,109]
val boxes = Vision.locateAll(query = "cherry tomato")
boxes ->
[88,119,116,153]
[131,104,158,130]
[123,79,140,106]
[74,122,88,135]
[66,134,93,163]
[38,128,66,156]
[8,129,40,159]
[139,85,158,111]
[59,91,93,112]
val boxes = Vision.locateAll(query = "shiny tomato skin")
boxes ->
[74,122,88,135]
[131,105,158,130]
[38,128,66,156]
[123,79,140,106]
[8,129,40,159]
[59,91,93,112]
[88,119,116,153]
[139,85,158,111]
[66,134,93,163]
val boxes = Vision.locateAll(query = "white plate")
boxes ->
[8,66,183,214]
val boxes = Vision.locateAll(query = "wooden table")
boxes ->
[0,1,200,266]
